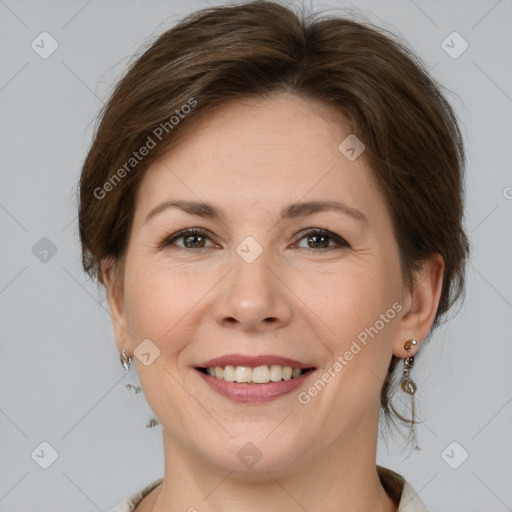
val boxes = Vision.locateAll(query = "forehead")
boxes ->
[134,93,387,225]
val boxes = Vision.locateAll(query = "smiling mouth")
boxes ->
[195,365,315,384]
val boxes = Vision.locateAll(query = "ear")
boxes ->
[100,256,131,356]
[393,253,445,358]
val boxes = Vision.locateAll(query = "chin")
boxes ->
[195,429,313,477]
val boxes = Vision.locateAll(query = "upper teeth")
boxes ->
[205,365,303,383]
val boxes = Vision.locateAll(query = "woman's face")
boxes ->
[107,93,428,475]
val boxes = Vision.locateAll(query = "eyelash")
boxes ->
[159,227,350,252]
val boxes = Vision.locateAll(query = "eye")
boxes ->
[160,228,217,249]
[294,228,350,252]
[159,227,350,252]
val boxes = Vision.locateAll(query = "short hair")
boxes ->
[78,0,470,428]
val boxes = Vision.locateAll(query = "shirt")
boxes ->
[108,465,429,512]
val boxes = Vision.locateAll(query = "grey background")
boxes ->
[0,0,511,510]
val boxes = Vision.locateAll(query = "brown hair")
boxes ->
[78,0,469,428]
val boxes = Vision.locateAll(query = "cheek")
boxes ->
[296,263,396,351]
[122,258,192,348]
[302,266,399,417]
[299,264,400,415]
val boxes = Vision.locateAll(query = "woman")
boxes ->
[78,1,469,510]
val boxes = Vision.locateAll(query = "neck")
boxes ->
[152,410,397,512]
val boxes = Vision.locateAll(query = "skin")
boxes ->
[102,93,444,512]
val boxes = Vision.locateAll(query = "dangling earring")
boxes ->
[120,347,130,371]
[120,347,141,393]
[119,347,159,429]
[400,339,418,395]
[400,339,421,450]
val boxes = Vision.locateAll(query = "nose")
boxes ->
[212,245,294,333]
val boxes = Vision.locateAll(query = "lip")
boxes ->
[195,368,315,403]
[197,354,313,370]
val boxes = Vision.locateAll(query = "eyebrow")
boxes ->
[144,199,368,224]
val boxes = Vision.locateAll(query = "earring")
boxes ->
[120,347,131,371]
[118,348,156,429]
[400,339,418,395]
[120,348,143,394]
